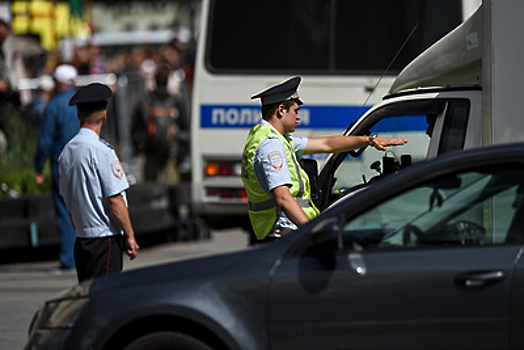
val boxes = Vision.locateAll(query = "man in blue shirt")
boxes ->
[34,64,79,270]
[59,83,139,282]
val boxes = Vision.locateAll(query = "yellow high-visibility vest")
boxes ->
[242,123,319,239]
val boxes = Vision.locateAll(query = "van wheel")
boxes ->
[123,331,212,350]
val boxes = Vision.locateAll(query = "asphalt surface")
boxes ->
[0,228,249,350]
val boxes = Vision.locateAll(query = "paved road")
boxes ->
[0,228,248,350]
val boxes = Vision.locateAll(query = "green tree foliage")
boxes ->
[0,105,51,197]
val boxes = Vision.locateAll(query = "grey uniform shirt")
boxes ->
[253,120,308,230]
[59,128,129,238]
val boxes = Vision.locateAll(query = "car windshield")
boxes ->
[328,99,469,204]
[341,167,524,250]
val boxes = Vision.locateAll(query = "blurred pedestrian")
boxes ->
[59,83,139,282]
[24,74,54,128]
[34,64,79,271]
[89,43,107,74]
[72,40,91,75]
[140,64,187,182]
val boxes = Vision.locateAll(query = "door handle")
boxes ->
[455,270,506,288]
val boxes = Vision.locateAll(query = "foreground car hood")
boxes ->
[93,248,250,292]
[67,243,290,350]
[91,241,289,294]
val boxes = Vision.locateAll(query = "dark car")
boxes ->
[26,143,524,350]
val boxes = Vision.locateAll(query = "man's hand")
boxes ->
[35,172,45,185]
[371,136,408,151]
[125,236,139,260]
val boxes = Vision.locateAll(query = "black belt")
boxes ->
[255,227,294,244]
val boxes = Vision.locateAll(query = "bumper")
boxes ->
[24,329,71,350]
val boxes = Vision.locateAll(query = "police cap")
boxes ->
[69,82,112,112]
[251,76,303,106]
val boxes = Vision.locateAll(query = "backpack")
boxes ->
[147,92,179,154]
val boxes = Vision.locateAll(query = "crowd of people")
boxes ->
[19,34,195,184]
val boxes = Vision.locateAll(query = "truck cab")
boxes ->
[315,90,481,210]
[315,3,488,210]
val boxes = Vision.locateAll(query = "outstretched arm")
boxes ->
[304,135,407,154]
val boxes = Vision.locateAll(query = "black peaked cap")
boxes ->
[251,76,303,106]
[69,82,112,107]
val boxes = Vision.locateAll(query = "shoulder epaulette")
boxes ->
[99,138,114,149]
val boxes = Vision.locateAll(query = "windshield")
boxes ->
[326,98,469,206]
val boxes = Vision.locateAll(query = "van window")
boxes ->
[207,0,463,74]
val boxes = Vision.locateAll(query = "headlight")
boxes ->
[28,279,96,336]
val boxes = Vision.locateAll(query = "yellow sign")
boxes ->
[11,0,91,51]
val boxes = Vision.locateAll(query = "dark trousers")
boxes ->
[74,235,124,283]
[144,151,169,181]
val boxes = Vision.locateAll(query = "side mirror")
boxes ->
[300,158,320,206]
[306,218,339,269]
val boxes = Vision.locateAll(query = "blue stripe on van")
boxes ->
[200,105,426,131]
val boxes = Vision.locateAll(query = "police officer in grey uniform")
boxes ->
[59,83,139,282]
[243,76,408,243]
[250,118,310,234]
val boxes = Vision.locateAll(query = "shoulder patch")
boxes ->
[268,151,284,170]
[111,161,124,179]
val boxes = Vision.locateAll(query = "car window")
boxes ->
[438,100,469,155]
[341,167,524,251]
[333,113,432,195]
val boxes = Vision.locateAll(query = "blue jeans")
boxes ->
[52,170,76,268]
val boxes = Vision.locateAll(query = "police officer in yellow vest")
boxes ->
[242,76,408,243]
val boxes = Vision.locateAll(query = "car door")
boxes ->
[269,165,524,350]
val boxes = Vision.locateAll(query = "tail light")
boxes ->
[205,162,220,176]
[204,160,246,201]
[204,160,242,177]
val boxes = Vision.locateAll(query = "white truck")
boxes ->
[314,0,524,210]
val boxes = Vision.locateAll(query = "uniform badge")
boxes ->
[268,151,284,170]
[111,161,124,178]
